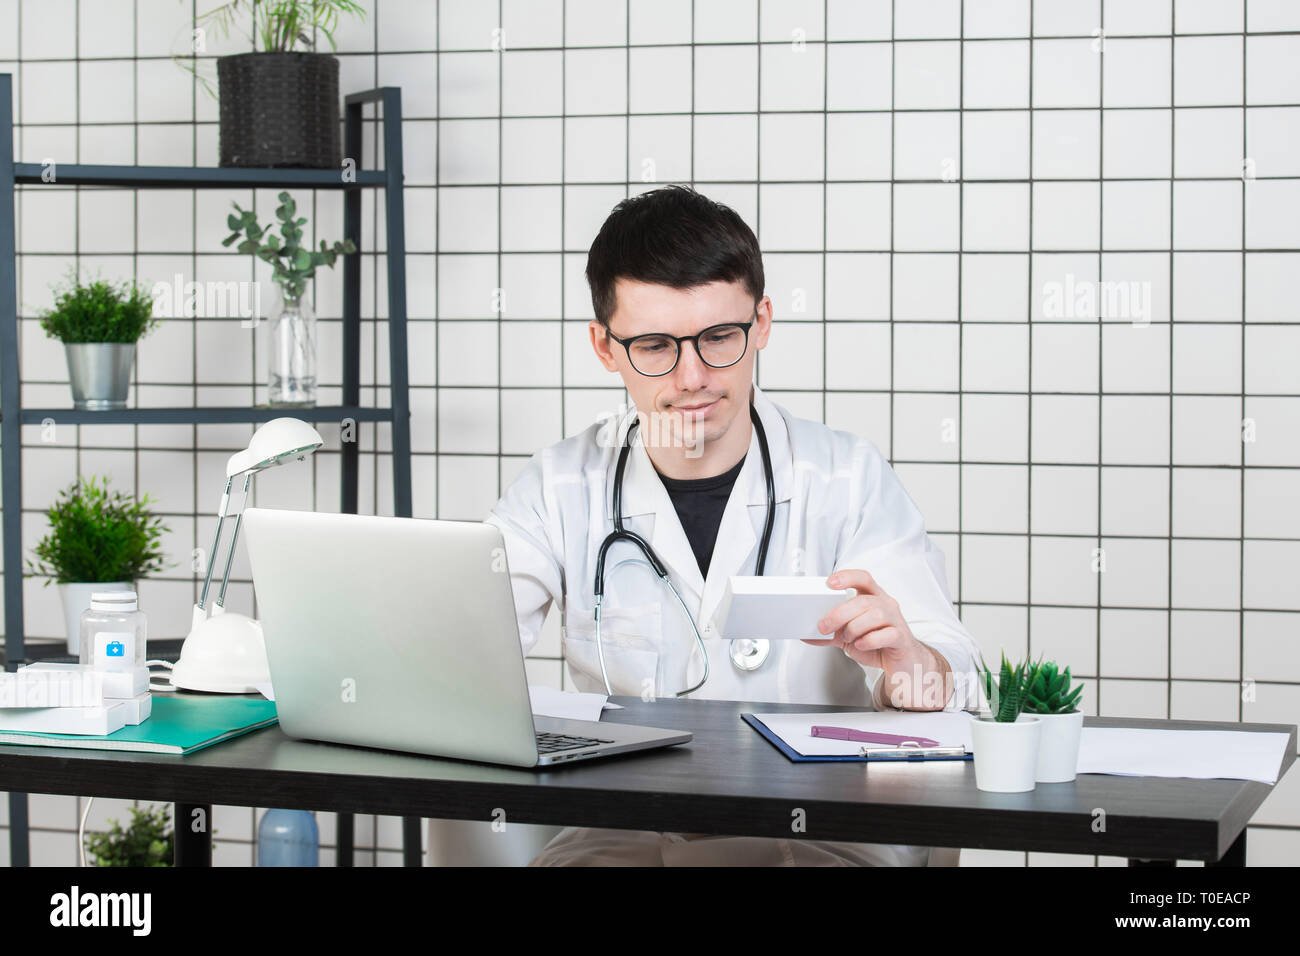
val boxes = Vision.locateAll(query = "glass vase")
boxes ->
[268,291,317,407]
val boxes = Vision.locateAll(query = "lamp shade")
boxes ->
[226,417,324,478]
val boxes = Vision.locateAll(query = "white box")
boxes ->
[19,662,149,699]
[0,668,104,708]
[112,692,152,726]
[712,577,856,641]
[0,701,129,736]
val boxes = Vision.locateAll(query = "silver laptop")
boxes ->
[241,508,691,768]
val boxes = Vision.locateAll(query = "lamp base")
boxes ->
[171,604,271,693]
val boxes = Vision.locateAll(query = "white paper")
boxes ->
[750,711,974,756]
[1078,727,1291,784]
[528,685,611,722]
[251,681,276,702]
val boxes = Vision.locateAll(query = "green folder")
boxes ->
[0,694,278,755]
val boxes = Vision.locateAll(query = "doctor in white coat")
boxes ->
[486,186,983,866]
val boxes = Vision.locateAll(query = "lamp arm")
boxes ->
[215,472,254,608]
[198,476,235,611]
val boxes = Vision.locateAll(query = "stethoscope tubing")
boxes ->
[592,402,776,697]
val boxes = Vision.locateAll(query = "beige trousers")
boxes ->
[527,827,932,866]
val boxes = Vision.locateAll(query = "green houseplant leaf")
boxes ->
[26,475,172,585]
[978,651,1044,723]
[222,193,356,307]
[174,1,369,98]
[84,805,175,867]
[37,269,161,345]
[1024,660,1084,715]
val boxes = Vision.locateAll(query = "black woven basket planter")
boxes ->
[217,52,341,169]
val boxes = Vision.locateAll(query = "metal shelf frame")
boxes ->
[0,76,415,866]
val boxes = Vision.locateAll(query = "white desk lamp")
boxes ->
[170,417,324,693]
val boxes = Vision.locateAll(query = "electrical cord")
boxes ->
[145,659,176,693]
[71,659,179,864]
[78,661,175,863]
[79,797,93,867]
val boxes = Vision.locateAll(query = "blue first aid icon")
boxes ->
[105,641,125,657]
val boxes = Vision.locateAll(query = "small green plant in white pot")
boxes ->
[1024,660,1085,783]
[38,270,160,410]
[26,476,170,654]
[970,652,1043,793]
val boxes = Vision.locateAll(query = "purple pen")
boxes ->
[810,725,941,747]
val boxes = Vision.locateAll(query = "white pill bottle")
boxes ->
[79,591,147,671]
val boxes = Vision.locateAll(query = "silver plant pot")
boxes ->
[64,342,135,410]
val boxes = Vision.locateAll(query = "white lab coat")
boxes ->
[488,385,984,866]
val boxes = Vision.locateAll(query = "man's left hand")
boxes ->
[802,569,951,710]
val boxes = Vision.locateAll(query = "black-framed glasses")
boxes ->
[604,308,757,377]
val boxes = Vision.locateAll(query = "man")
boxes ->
[488,185,983,866]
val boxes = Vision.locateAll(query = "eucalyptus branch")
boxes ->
[222,191,356,305]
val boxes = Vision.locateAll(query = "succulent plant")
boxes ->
[978,651,1043,723]
[1024,660,1083,715]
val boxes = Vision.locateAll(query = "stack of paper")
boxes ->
[1077,727,1291,785]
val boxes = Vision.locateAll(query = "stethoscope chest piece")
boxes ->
[729,638,770,672]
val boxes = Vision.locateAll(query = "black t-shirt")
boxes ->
[655,455,746,578]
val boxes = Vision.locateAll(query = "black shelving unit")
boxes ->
[0,76,416,866]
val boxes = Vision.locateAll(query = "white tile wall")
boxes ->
[1,0,1295,867]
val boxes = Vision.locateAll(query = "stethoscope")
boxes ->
[593,402,777,697]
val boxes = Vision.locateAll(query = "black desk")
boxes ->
[0,694,1292,866]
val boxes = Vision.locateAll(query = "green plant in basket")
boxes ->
[978,651,1043,722]
[196,0,366,53]
[176,0,368,97]
[1024,660,1083,715]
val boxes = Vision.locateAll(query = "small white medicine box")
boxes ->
[711,576,855,641]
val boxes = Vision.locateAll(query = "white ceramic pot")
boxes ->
[1031,710,1085,783]
[58,581,132,655]
[969,713,1041,793]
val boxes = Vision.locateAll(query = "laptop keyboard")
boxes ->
[535,731,616,754]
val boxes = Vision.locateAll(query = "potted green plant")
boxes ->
[37,271,160,411]
[84,805,174,866]
[1025,660,1085,783]
[223,191,356,406]
[970,652,1044,793]
[177,0,367,168]
[27,475,170,654]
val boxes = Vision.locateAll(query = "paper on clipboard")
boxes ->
[749,711,974,757]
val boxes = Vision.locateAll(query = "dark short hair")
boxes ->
[585,185,764,326]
